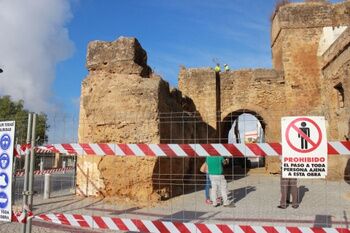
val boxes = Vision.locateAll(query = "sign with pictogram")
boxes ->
[281,117,327,179]
[0,121,15,222]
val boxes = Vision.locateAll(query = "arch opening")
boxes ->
[221,109,266,169]
[221,109,266,143]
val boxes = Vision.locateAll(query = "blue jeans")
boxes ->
[205,173,211,199]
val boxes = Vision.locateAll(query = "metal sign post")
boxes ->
[26,114,36,233]
[21,113,32,233]
[11,138,17,208]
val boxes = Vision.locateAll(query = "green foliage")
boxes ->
[0,95,49,145]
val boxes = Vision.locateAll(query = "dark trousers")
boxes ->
[280,177,298,207]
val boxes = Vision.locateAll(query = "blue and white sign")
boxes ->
[0,192,8,209]
[0,121,15,222]
[0,154,9,169]
[0,173,9,189]
[0,134,11,151]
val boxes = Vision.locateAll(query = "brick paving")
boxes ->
[1,173,349,232]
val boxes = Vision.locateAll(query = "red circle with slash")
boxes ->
[285,117,322,153]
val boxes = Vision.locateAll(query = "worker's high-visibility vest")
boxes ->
[224,65,230,71]
[215,66,221,72]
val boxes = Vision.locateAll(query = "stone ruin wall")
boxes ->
[321,27,350,180]
[220,70,287,143]
[77,1,350,204]
[77,37,211,203]
[178,68,287,174]
[179,68,287,142]
[271,1,350,117]
[269,1,350,175]
[322,27,350,140]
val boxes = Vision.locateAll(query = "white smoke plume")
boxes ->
[0,0,74,112]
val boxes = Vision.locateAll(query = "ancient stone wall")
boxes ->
[271,2,350,34]
[220,69,285,142]
[178,68,286,142]
[281,28,324,115]
[78,37,208,203]
[271,1,350,132]
[268,1,350,176]
[178,68,218,131]
[79,37,158,144]
[321,27,350,140]
[158,79,215,144]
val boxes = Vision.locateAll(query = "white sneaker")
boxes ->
[223,200,232,207]
[212,203,220,207]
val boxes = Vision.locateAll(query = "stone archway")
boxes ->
[220,109,267,174]
[220,109,266,143]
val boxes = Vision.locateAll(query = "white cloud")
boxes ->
[0,0,74,112]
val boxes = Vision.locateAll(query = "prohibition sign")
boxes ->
[285,117,322,153]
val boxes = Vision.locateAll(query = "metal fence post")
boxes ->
[26,114,36,233]
[44,174,50,199]
[40,157,43,172]
[21,113,32,233]
[63,159,66,175]
[73,155,77,194]
[12,138,17,206]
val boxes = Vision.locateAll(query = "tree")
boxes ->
[0,96,49,145]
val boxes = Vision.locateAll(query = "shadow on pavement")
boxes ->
[344,159,350,185]
[160,210,208,222]
[34,194,76,207]
[229,185,256,204]
[298,185,309,204]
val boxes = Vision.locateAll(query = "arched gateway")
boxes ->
[221,109,266,144]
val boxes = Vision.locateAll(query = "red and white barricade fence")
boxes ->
[14,144,55,158]
[11,142,350,231]
[12,205,33,223]
[14,141,350,157]
[11,212,350,233]
[14,167,74,177]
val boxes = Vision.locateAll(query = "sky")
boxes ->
[0,0,344,143]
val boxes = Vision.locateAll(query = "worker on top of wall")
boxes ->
[224,64,230,72]
[214,63,221,73]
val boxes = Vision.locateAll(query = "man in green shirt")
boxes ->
[206,156,231,207]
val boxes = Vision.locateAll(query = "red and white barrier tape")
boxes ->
[12,205,33,223]
[41,143,282,157]
[14,167,73,177]
[15,141,350,157]
[14,144,54,158]
[13,141,350,157]
[12,212,349,233]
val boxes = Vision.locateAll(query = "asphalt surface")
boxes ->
[1,171,349,232]
[12,170,75,204]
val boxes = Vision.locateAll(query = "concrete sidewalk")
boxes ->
[2,173,349,232]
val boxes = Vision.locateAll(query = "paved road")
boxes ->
[1,173,349,232]
[12,170,75,204]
